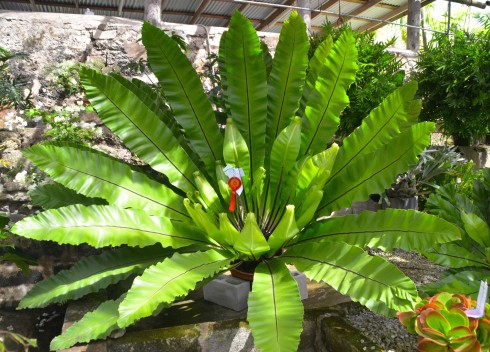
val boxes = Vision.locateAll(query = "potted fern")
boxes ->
[11,12,459,351]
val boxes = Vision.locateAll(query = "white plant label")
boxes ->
[465,281,488,319]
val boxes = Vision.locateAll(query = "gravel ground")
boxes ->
[344,249,447,352]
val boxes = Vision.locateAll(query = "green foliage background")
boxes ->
[310,22,405,137]
[414,17,490,143]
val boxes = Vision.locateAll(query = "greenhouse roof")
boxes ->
[0,0,436,32]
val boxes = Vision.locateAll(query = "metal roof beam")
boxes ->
[257,0,295,31]
[190,0,212,24]
[311,0,340,19]
[335,0,384,26]
[357,5,407,31]
[226,3,248,26]
[217,0,279,9]
[357,0,436,32]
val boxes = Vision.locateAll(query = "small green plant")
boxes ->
[0,213,35,275]
[0,47,32,110]
[445,162,484,198]
[412,146,466,189]
[44,60,114,99]
[398,292,490,352]
[44,62,83,98]
[0,329,37,352]
[11,12,460,351]
[379,145,466,209]
[25,105,102,144]
[422,168,490,297]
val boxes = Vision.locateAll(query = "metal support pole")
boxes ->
[445,0,488,9]
[118,0,125,16]
[407,0,420,51]
[144,0,162,26]
[297,0,311,32]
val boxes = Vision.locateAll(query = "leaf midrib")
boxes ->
[288,228,443,247]
[264,261,280,346]
[317,132,425,213]
[37,224,211,245]
[283,254,392,288]
[153,38,218,161]
[119,255,230,322]
[429,249,489,267]
[304,44,348,154]
[92,79,197,190]
[32,254,162,296]
[327,104,403,184]
[271,31,298,139]
[49,160,189,219]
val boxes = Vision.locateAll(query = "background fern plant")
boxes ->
[422,168,490,297]
[11,11,460,352]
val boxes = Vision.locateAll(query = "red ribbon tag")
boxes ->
[228,177,242,212]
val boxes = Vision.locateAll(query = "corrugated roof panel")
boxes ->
[95,9,120,17]
[121,0,144,11]
[166,0,203,12]
[311,13,339,26]
[349,18,369,29]
[203,1,241,16]
[162,14,193,24]
[84,0,119,8]
[358,6,393,19]
[267,25,282,33]
[125,11,144,20]
[77,1,121,16]
[271,7,292,23]
[259,0,289,4]
[242,4,276,20]
[0,3,32,12]
[325,1,362,15]
[198,17,228,27]
[380,0,405,7]
[40,5,78,14]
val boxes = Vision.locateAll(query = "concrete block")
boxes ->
[203,275,250,311]
[291,271,308,300]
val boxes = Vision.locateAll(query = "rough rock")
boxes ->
[459,145,490,169]
[0,11,279,102]
[21,127,47,147]
[4,181,27,192]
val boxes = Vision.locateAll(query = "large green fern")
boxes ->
[12,11,460,352]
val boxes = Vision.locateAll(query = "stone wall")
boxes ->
[0,11,278,93]
[0,11,278,220]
